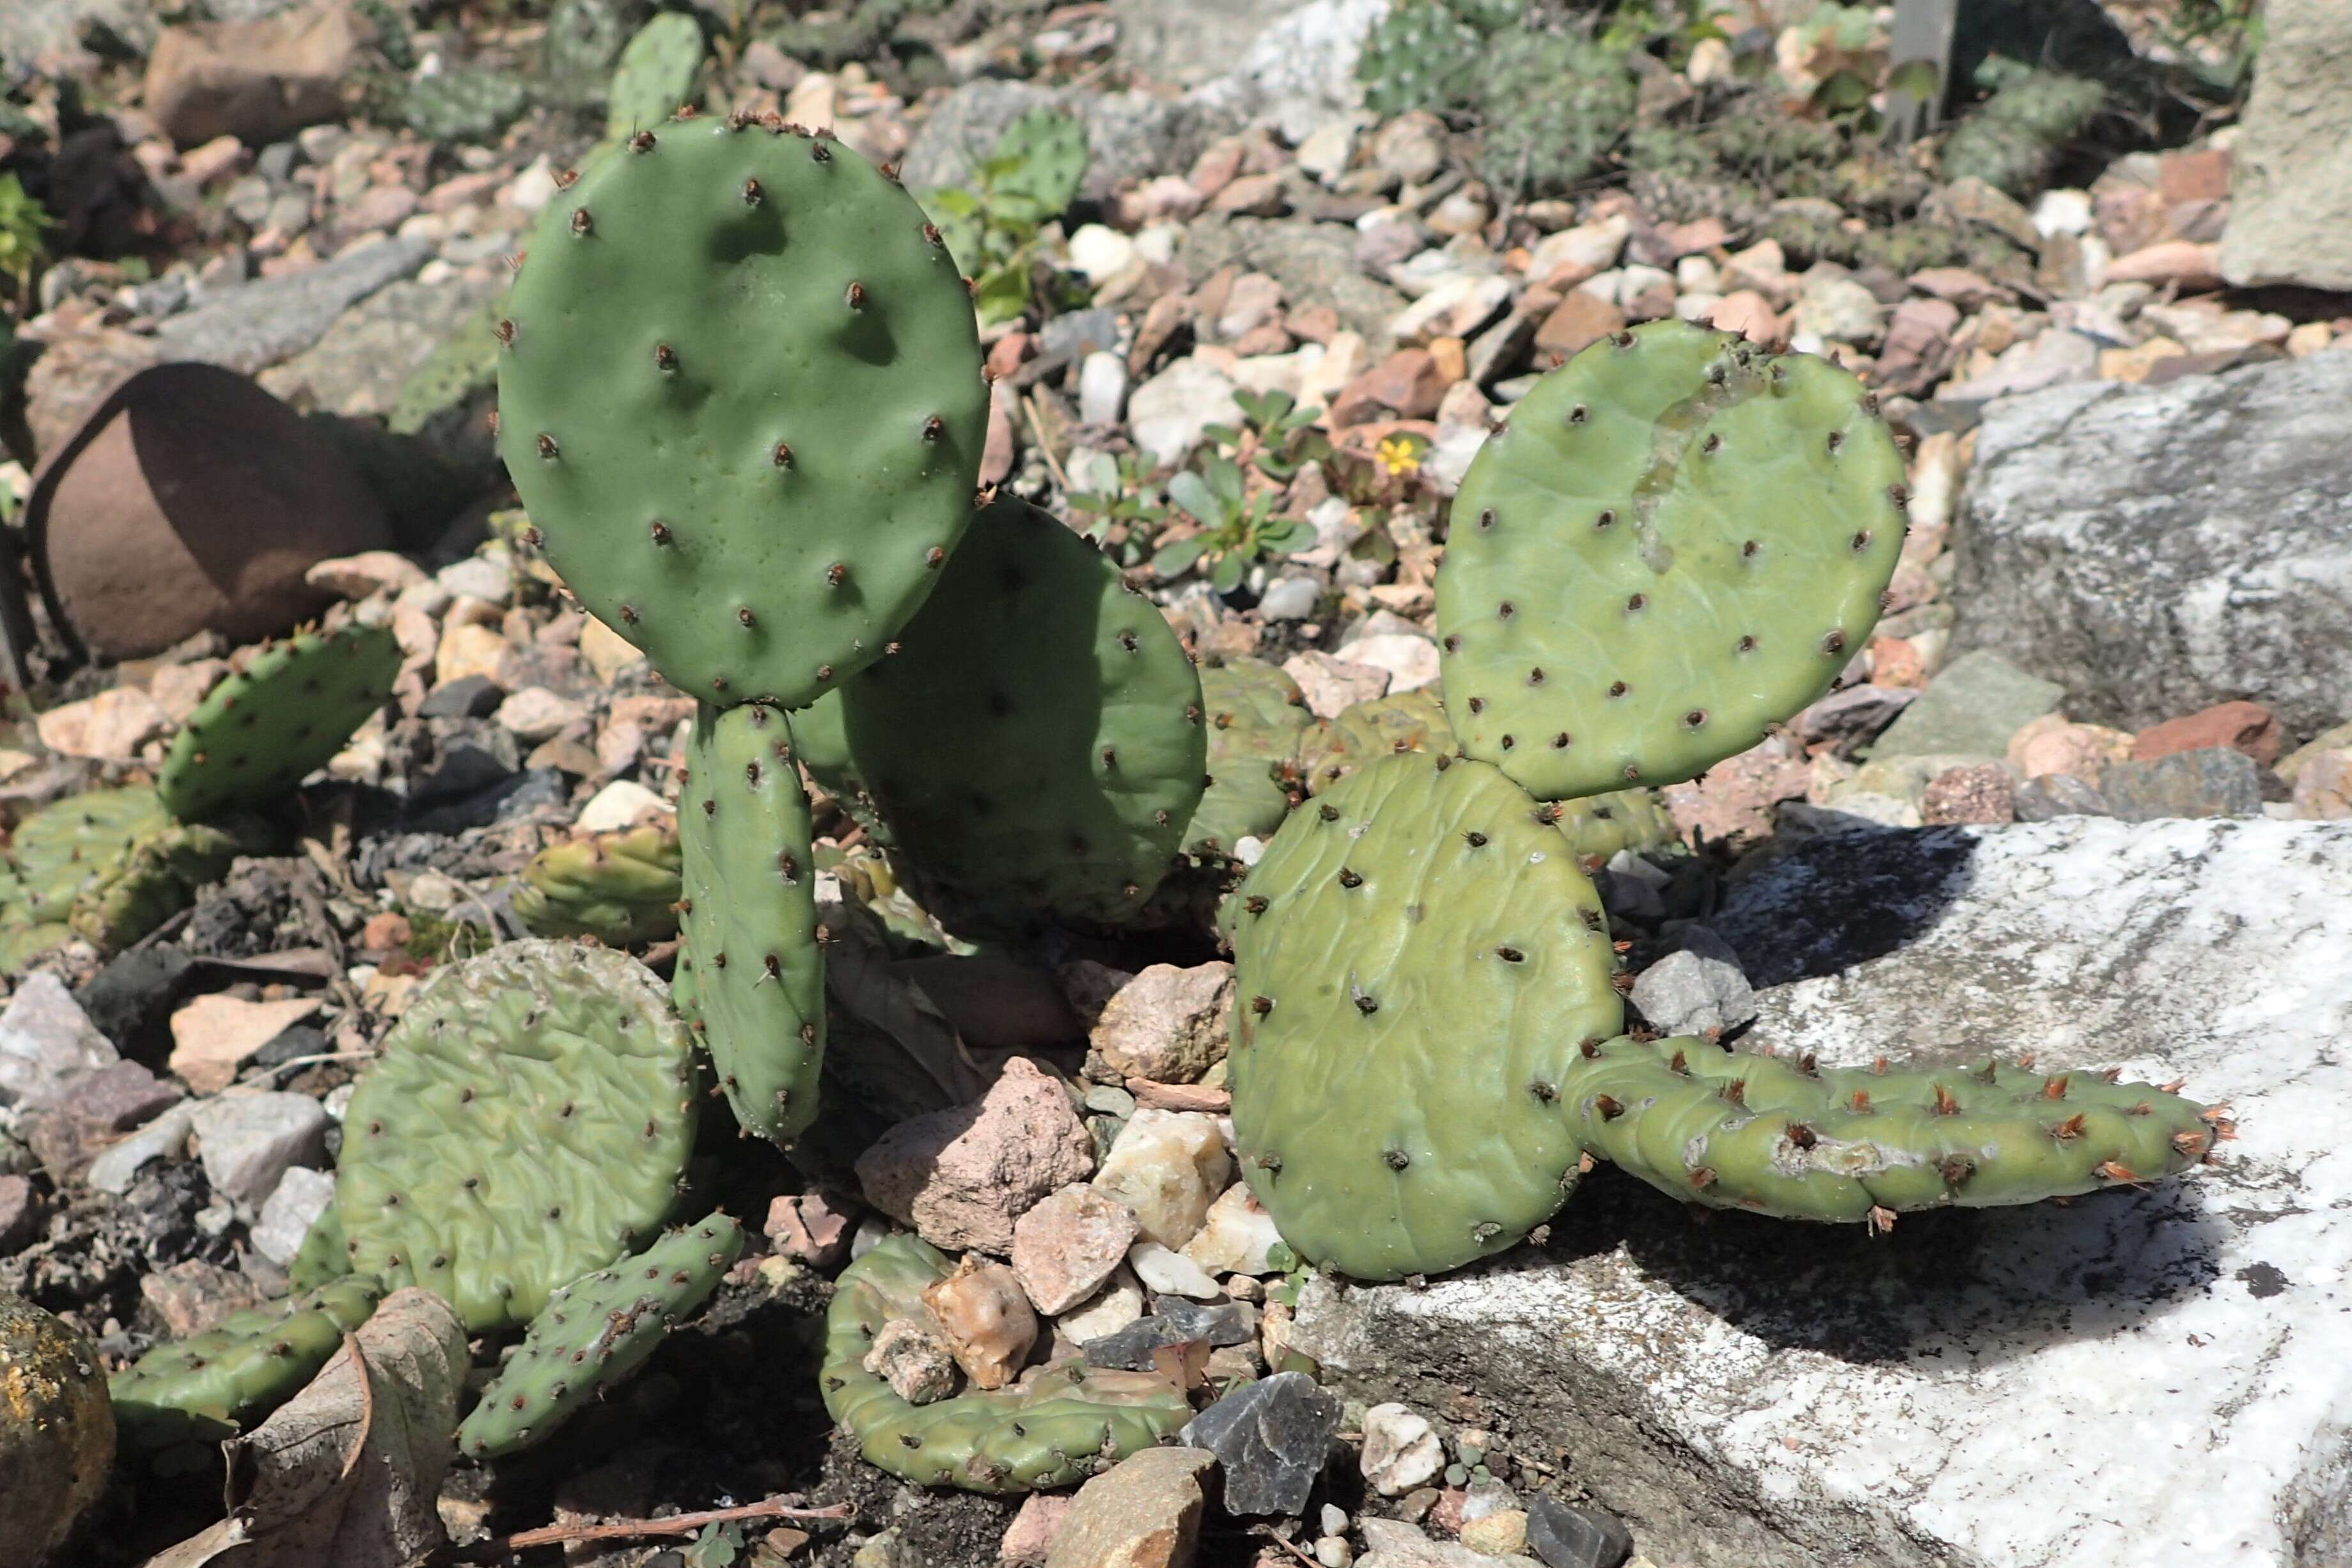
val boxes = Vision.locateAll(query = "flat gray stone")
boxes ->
[900,79,1228,207]
[251,1163,336,1265]
[0,975,118,1113]
[1296,817,2352,1568]
[1180,215,1410,352]
[85,1104,194,1195]
[1950,354,2352,736]
[2222,0,2352,289]
[189,1091,329,1207]
[2099,748,2263,822]
[1868,650,2063,760]
[258,274,501,421]
[154,236,435,376]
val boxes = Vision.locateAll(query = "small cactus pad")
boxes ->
[1292,687,1454,797]
[992,106,1087,215]
[457,1212,742,1459]
[842,498,1207,926]
[1227,751,1621,1280]
[1549,787,1679,868]
[822,1233,1192,1493]
[497,114,987,710]
[107,1277,384,1452]
[1562,1035,2223,1221]
[158,622,400,820]
[336,940,697,1331]
[0,788,247,964]
[675,702,824,1145]
[1187,659,1314,858]
[604,10,704,141]
[514,820,684,946]
[1437,321,1907,799]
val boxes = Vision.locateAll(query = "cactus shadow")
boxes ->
[1538,1163,2233,1367]
[1709,823,1986,989]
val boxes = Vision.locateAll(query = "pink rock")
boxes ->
[168,994,321,1095]
[922,1257,1037,1390]
[764,1189,858,1268]
[1000,1493,1074,1565]
[35,687,172,760]
[1705,289,1783,344]
[2129,700,2281,767]
[1012,1184,1141,1315]
[2292,751,2352,820]
[1089,963,1233,1085]
[2005,713,2135,782]
[1876,297,1961,395]
[1920,764,2016,826]
[1329,349,1446,425]
[1281,651,1390,719]
[1661,741,1810,845]
[2105,240,2224,290]
[854,1057,1094,1255]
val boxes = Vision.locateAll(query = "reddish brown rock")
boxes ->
[1330,350,1446,426]
[854,1057,1094,1255]
[1661,742,1810,844]
[765,1189,858,1269]
[1532,291,1626,361]
[144,3,368,148]
[1921,764,2018,826]
[1001,1493,1075,1566]
[1012,1184,1141,1315]
[1875,297,1961,396]
[2158,148,2232,206]
[2129,700,2281,767]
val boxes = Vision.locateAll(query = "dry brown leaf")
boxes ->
[143,1287,468,1568]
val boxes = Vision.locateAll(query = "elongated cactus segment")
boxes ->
[675,702,824,1145]
[1227,751,1621,1281]
[107,1277,384,1452]
[457,1212,742,1459]
[336,940,697,1331]
[604,11,704,141]
[842,498,1207,926]
[1438,321,1907,800]
[822,1233,1192,1493]
[514,820,684,946]
[1564,1035,2223,1220]
[158,622,400,821]
[497,114,987,710]
[1188,659,1313,858]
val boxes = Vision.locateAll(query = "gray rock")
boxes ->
[153,236,435,376]
[1627,929,1755,1038]
[1867,650,2063,760]
[1112,0,1319,88]
[2222,0,2352,289]
[1298,816,2352,1567]
[0,975,118,1112]
[1128,356,1242,468]
[0,0,159,69]
[1181,1370,1343,1516]
[1082,1298,1253,1370]
[1525,1498,1633,1568]
[419,675,505,720]
[1950,353,2352,735]
[900,79,1054,196]
[189,1091,329,1207]
[1791,684,1917,754]
[258,274,501,422]
[2097,748,2263,821]
[900,79,1228,206]
[2012,772,2110,821]
[1180,215,1410,350]
[250,1163,336,1264]
[86,1104,195,1195]
[1258,575,1324,622]
[1189,0,1389,140]
[1042,308,1123,363]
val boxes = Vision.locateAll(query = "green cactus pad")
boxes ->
[675,702,825,1145]
[1563,1035,2222,1221]
[336,940,698,1331]
[1549,787,1679,868]
[842,498,1207,926]
[497,114,988,710]
[458,1212,742,1459]
[158,622,400,821]
[1227,751,1621,1281]
[514,821,684,946]
[606,12,705,141]
[287,1203,350,1292]
[1187,659,1313,858]
[107,1276,384,1453]
[1293,687,1454,797]
[993,106,1087,216]
[1437,321,1908,801]
[0,788,248,964]
[822,1233,1193,1493]
[792,687,893,845]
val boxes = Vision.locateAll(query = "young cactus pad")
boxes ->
[675,702,824,1145]
[842,498,1207,926]
[1436,321,1908,801]
[1187,659,1313,858]
[157,622,400,820]
[0,787,247,965]
[1562,1035,2223,1221]
[457,1212,743,1459]
[514,820,684,946]
[336,940,698,1331]
[992,106,1088,215]
[1292,687,1454,796]
[1227,751,1622,1281]
[107,1276,384,1452]
[497,114,988,710]
[604,10,705,141]
[822,1233,1193,1493]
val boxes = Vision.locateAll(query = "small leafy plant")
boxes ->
[1150,448,1317,594]
[0,174,55,305]
[923,106,1090,327]
[1209,389,1332,483]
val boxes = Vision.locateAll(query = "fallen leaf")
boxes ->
[143,1288,467,1568]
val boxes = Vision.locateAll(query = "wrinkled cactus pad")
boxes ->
[498,113,987,710]
[1187,658,1313,858]
[108,1276,383,1453]
[1438,320,1907,799]
[1227,751,1621,1280]
[514,820,684,946]
[459,1211,742,1459]
[1292,687,1455,797]
[158,622,400,821]
[675,701,824,1145]
[843,498,1207,927]
[822,1233,1192,1493]
[337,940,696,1330]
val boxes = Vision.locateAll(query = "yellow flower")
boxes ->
[1375,436,1422,477]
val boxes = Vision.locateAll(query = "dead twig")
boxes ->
[444,1496,855,1560]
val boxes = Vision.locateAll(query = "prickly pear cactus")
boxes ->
[992,106,1087,215]
[107,1277,384,1454]
[287,1203,349,1292]
[822,1233,1192,1492]
[0,1292,114,1563]
[605,11,705,140]
[1562,1035,2225,1221]
[1293,687,1454,797]
[842,498,1207,927]
[1548,787,1679,867]
[1227,751,1621,1281]
[1355,0,1480,117]
[336,940,697,1331]
[1438,322,1908,801]
[496,114,987,710]
[457,1212,742,1459]
[1186,659,1313,858]
[674,702,824,1145]
[398,68,530,145]
[158,622,400,822]
[514,820,683,946]
[539,0,629,105]
[793,687,892,845]
[0,788,247,968]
